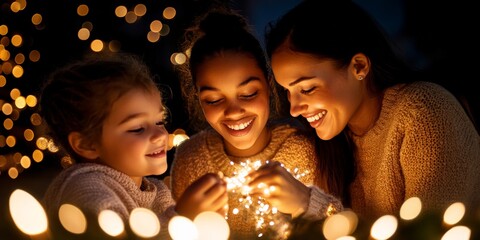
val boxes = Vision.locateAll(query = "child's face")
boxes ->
[95,88,168,183]
[196,51,270,156]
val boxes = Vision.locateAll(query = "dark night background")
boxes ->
[1,0,479,238]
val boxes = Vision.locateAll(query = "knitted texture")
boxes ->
[349,81,480,220]
[43,163,176,239]
[171,122,342,239]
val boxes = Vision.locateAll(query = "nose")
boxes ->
[288,93,307,117]
[224,100,245,118]
[152,125,168,143]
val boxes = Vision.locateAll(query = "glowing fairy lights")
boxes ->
[223,159,309,239]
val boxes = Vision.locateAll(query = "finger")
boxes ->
[247,161,281,179]
[188,173,222,194]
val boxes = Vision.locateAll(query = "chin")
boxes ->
[316,129,335,141]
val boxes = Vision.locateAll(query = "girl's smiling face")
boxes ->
[195,51,271,157]
[94,89,169,185]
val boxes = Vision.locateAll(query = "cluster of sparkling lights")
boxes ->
[223,159,309,239]
[8,188,475,240]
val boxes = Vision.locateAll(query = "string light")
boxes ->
[223,159,309,239]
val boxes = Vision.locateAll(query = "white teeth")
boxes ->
[306,111,326,123]
[227,119,253,130]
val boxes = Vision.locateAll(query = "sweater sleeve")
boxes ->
[400,83,480,211]
[297,186,344,220]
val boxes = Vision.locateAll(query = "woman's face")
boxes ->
[195,51,270,156]
[271,47,364,140]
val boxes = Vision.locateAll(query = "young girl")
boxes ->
[171,7,342,240]
[40,53,227,238]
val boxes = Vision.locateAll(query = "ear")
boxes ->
[68,132,99,160]
[350,53,370,80]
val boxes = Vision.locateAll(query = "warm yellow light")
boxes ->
[323,210,358,239]
[441,225,471,240]
[134,4,147,16]
[15,96,26,108]
[32,13,43,25]
[9,189,48,235]
[4,118,13,130]
[58,204,87,234]
[20,155,31,169]
[2,102,13,115]
[168,215,198,240]
[129,208,160,238]
[193,211,230,240]
[90,39,104,52]
[77,4,89,16]
[115,6,127,18]
[26,95,37,107]
[98,210,124,236]
[32,149,44,162]
[170,52,187,65]
[400,197,422,220]
[24,129,34,141]
[163,7,176,20]
[150,20,163,32]
[443,202,465,225]
[0,25,8,35]
[370,215,397,240]
[78,28,90,41]
[147,31,160,43]
[11,34,22,47]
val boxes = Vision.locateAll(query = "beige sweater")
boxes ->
[43,163,176,239]
[350,81,480,220]
[171,123,342,239]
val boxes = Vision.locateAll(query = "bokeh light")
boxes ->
[9,189,48,235]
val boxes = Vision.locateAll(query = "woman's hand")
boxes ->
[175,173,228,220]
[247,161,310,216]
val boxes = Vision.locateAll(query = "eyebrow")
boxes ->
[198,76,262,93]
[118,110,165,125]
[288,76,315,87]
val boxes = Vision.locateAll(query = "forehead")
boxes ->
[195,52,267,88]
[108,88,163,117]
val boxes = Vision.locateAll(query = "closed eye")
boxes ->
[128,127,144,133]
[204,98,223,105]
[301,87,315,94]
[240,91,258,99]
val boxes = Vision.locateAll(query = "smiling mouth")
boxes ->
[226,119,253,130]
[306,111,326,122]
[147,149,165,157]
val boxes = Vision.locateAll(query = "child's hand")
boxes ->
[247,161,310,215]
[175,173,228,220]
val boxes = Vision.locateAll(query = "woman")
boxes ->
[265,0,480,221]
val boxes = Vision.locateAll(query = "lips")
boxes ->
[223,117,255,137]
[304,110,326,128]
[146,148,166,158]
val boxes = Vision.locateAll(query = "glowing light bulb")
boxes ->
[9,189,48,236]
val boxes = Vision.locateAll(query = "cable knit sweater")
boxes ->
[171,123,342,239]
[43,163,176,239]
[349,81,480,220]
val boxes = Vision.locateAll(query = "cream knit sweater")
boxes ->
[43,163,176,239]
[349,81,480,220]
[171,123,342,239]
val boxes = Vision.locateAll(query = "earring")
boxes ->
[358,75,364,80]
